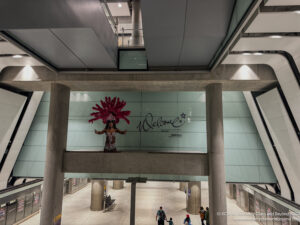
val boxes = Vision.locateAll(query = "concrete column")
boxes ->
[90,180,105,211]
[40,84,70,225]
[113,180,124,189]
[131,0,142,46]
[179,182,187,192]
[206,83,227,225]
[186,182,201,215]
[130,182,136,225]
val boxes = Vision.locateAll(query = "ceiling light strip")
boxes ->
[242,32,300,37]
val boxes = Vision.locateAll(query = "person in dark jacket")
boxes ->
[205,207,209,225]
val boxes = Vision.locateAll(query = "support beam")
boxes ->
[179,182,187,192]
[186,181,201,215]
[63,151,208,176]
[131,0,142,46]
[206,83,227,225]
[0,64,277,91]
[130,182,136,225]
[113,180,124,189]
[40,83,70,225]
[90,180,105,211]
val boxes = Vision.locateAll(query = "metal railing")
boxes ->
[118,28,144,48]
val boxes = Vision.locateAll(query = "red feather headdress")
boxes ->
[89,97,131,124]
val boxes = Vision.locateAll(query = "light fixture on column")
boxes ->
[12,54,23,59]
[269,35,282,39]
[118,3,122,8]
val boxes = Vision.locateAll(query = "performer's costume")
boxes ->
[89,97,130,152]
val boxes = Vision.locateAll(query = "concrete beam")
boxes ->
[63,151,208,176]
[0,64,277,91]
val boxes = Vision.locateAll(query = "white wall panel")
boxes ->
[257,88,300,203]
[0,91,43,189]
[243,91,291,200]
[223,54,300,129]
[0,88,27,162]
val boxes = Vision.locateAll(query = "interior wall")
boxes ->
[257,88,300,203]
[243,91,291,201]
[13,91,276,183]
[0,88,27,163]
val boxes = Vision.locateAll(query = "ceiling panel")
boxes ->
[246,12,300,33]
[141,0,235,67]
[8,29,86,69]
[265,0,300,6]
[52,28,116,68]
[0,0,118,70]
[141,0,186,67]
[179,0,235,66]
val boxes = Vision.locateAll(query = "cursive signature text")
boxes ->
[137,113,186,132]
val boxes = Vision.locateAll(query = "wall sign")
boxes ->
[137,113,187,132]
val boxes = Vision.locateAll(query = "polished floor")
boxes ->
[20,182,258,225]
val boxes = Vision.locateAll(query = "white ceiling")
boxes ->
[108,3,130,17]
[0,42,24,55]
[265,0,300,6]
[223,54,285,65]
[246,12,300,33]
[233,37,300,52]
[141,0,235,67]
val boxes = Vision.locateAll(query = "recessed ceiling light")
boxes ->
[254,52,263,55]
[242,53,251,56]
[270,35,282,39]
[12,54,23,59]
[294,10,300,14]
[118,3,122,8]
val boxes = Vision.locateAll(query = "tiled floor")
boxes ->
[20,182,259,225]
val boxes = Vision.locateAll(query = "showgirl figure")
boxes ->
[89,97,130,152]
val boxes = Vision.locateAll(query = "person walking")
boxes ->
[199,206,205,225]
[183,214,191,225]
[156,206,167,225]
[205,207,209,225]
[166,217,174,225]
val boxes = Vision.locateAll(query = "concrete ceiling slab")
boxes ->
[141,0,235,67]
[179,0,235,66]
[51,28,116,68]
[246,12,300,33]
[141,0,186,67]
[8,29,86,69]
[0,0,118,70]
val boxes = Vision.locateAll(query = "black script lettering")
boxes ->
[137,112,186,132]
